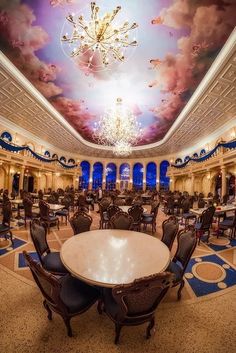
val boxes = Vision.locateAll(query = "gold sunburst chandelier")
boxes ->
[61,2,138,70]
[93,98,142,156]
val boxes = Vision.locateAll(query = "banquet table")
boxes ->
[118,205,147,213]
[10,199,23,218]
[60,229,170,288]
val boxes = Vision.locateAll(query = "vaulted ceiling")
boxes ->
[0,0,236,158]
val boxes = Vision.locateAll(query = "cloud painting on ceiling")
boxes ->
[0,0,235,146]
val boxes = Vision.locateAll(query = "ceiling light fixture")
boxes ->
[93,98,142,156]
[61,2,138,70]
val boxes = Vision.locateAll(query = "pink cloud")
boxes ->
[49,0,75,7]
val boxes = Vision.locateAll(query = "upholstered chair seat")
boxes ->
[42,252,68,274]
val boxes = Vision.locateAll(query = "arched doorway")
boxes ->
[133,163,143,190]
[106,163,116,190]
[12,173,20,193]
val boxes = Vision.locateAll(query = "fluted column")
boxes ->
[89,162,93,190]
[52,172,56,191]
[19,166,25,191]
[143,163,146,191]
[190,173,195,196]
[221,165,227,198]
[170,175,175,192]
[129,163,134,190]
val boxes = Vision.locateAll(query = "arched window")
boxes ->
[68,158,75,165]
[192,153,198,158]
[200,149,206,156]
[106,163,116,190]
[120,163,130,190]
[146,162,157,190]
[175,158,182,165]
[60,156,66,163]
[1,131,12,142]
[184,156,190,162]
[44,150,50,158]
[52,153,58,159]
[160,160,170,190]
[133,163,143,190]
[79,161,90,190]
[92,162,103,189]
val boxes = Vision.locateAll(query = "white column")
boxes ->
[19,166,25,191]
[190,173,195,195]
[89,162,93,190]
[156,162,160,191]
[143,163,146,191]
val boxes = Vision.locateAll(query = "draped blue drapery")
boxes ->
[0,138,78,169]
[171,140,236,168]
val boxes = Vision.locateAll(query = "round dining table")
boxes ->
[60,229,170,288]
[118,205,147,213]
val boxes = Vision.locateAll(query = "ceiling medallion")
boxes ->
[61,2,138,71]
[93,98,142,156]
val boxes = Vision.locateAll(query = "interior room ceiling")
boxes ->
[0,0,236,158]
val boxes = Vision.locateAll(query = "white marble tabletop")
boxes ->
[33,203,64,211]
[118,205,147,213]
[60,229,170,288]
[10,199,23,204]
[190,205,236,216]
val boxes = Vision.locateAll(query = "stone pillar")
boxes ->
[221,165,227,199]
[72,174,77,189]
[129,163,133,190]
[170,175,175,192]
[102,162,106,190]
[7,165,13,192]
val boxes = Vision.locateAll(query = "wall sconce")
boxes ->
[230,130,236,139]
[170,178,173,183]
[156,179,159,183]
[55,172,60,177]
[207,174,211,180]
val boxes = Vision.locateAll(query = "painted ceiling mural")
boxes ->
[0,0,235,147]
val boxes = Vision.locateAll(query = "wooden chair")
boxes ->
[39,200,59,233]
[0,200,13,245]
[55,197,70,225]
[69,211,92,235]
[23,251,100,337]
[30,220,67,275]
[141,202,159,234]
[161,216,179,251]
[102,272,173,344]
[167,227,197,299]
[194,206,215,244]
[110,211,133,230]
[128,204,144,231]
[23,197,39,228]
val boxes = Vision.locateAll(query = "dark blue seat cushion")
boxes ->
[195,222,202,230]
[142,216,153,222]
[48,216,58,222]
[55,210,68,216]
[42,252,68,274]
[60,275,100,314]
[167,261,183,283]
[219,219,234,228]
[0,224,10,233]
[183,213,196,219]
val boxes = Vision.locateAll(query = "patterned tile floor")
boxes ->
[1,205,236,303]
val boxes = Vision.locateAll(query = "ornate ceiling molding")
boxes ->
[0,29,235,158]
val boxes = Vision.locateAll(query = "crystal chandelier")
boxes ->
[93,98,142,156]
[113,141,132,156]
[61,2,138,70]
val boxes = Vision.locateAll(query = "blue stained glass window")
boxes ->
[160,160,170,190]
[79,161,90,189]
[133,163,143,190]
[92,162,103,189]
[146,162,157,190]
[106,163,116,190]
[44,150,50,157]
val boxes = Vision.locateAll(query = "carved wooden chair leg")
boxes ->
[97,299,104,315]
[146,317,155,339]
[9,230,13,245]
[63,317,73,337]
[43,300,52,320]
[177,279,185,300]
[114,323,122,344]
